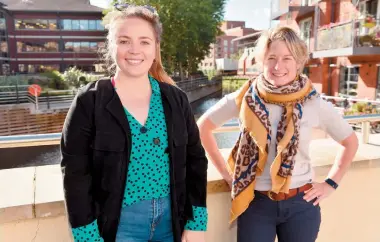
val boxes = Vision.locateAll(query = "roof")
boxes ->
[0,0,105,13]
[232,31,262,42]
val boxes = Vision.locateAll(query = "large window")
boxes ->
[359,0,378,17]
[61,19,104,31]
[18,64,59,73]
[17,41,59,52]
[64,41,104,52]
[0,18,5,30]
[300,18,312,51]
[339,66,359,97]
[15,19,57,30]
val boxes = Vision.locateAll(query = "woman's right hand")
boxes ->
[223,173,233,189]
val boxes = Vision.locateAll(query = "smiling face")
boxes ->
[114,17,156,79]
[263,40,301,87]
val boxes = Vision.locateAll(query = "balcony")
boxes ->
[313,17,380,58]
[270,0,316,21]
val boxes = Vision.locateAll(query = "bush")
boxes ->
[62,67,103,89]
[42,70,69,90]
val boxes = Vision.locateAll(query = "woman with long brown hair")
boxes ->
[61,4,208,242]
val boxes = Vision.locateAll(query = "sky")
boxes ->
[92,0,272,30]
[224,0,271,30]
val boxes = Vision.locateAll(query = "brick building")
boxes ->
[272,0,380,100]
[199,21,258,71]
[0,0,106,75]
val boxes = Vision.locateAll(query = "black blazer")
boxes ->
[60,78,208,242]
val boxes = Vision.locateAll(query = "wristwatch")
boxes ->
[325,178,339,189]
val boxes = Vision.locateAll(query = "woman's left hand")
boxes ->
[303,182,336,206]
[181,230,206,242]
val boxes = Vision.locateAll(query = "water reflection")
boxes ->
[191,80,245,149]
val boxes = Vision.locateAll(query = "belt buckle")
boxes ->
[267,191,277,201]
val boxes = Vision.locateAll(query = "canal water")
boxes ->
[0,80,245,169]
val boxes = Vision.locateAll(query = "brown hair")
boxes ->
[102,6,174,85]
[254,26,309,74]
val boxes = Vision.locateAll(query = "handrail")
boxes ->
[1,115,379,145]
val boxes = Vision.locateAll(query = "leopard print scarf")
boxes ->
[227,73,319,222]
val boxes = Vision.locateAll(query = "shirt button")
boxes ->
[140,127,148,133]
[153,138,160,145]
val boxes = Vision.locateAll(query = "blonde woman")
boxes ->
[197,27,358,242]
[61,4,207,242]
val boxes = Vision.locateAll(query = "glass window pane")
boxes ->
[0,18,5,30]
[28,65,35,73]
[96,20,104,30]
[45,42,58,52]
[1,41,7,52]
[72,20,80,30]
[89,20,96,30]
[73,42,80,52]
[65,42,74,52]
[79,20,88,30]
[48,19,57,30]
[39,20,48,29]
[89,42,97,52]
[81,42,89,52]
[17,42,23,52]
[18,64,25,73]
[63,19,71,30]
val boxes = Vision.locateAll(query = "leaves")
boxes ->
[106,0,226,78]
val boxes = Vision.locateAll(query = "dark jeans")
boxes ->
[237,190,321,242]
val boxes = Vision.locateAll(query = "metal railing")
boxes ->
[0,85,30,105]
[176,77,221,92]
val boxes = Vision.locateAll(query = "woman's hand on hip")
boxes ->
[303,182,335,206]
[181,230,206,242]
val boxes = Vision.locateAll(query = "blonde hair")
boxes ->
[102,6,175,85]
[254,26,309,74]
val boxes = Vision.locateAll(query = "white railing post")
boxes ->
[361,121,370,144]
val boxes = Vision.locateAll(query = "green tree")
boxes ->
[107,0,226,80]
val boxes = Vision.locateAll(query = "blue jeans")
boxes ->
[115,196,174,242]
[237,190,321,242]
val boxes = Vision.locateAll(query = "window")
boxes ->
[89,20,96,30]
[72,20,80,30]
[303,66,310,76]
[64,41,103,52]
[18,64,59,74]
[0,41,7,53]
[359,0,378,17]
[339,66,359,97]
[63,19,71,30]
[73,42,80,52]
[15,19,57,30]
[2,64,10,75]
[17,41,58,52]
[89,42,97,52]
[80,42,90,52]
[96,20,104,30]
[224,40,228,47]
[61,19,104,31]
[0,18,5,30]
[299,18,312,51]
[65,42,74,52]
[80,20,89,30]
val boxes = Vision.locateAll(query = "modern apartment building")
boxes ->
[0,0,107,75]
[199,20,258,72]
[272,0,380,100]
